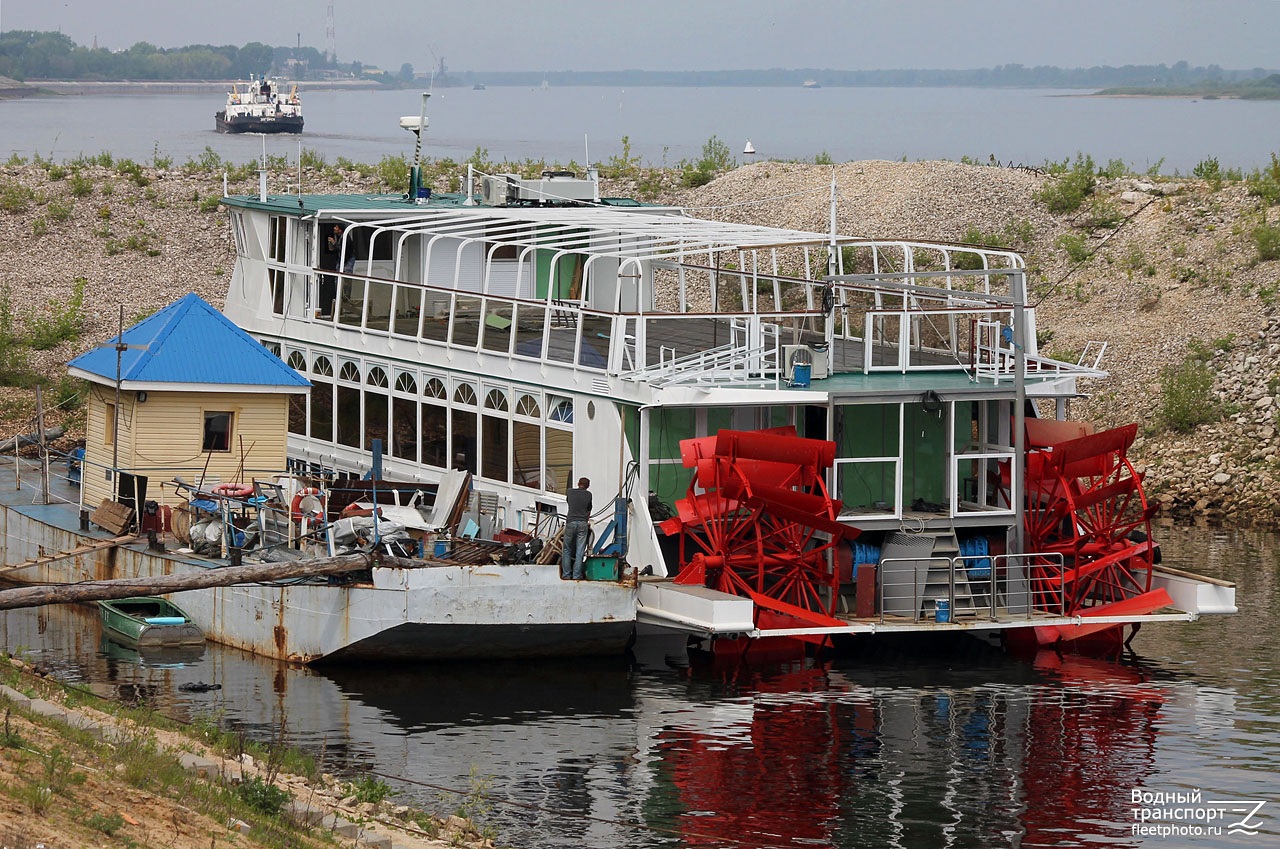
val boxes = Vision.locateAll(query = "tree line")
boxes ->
[1,30,1276,92]
[0,30,339,81]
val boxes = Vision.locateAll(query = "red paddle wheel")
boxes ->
[658,427,855,633]
[1020,419,1170,645]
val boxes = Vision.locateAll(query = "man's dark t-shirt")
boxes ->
[566,487,592,522]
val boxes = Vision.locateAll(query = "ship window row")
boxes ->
[282,348,575,493]
[267,263,620,372]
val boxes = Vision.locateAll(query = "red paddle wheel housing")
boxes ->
[1021,419,1164,625]
[659,427,855,631]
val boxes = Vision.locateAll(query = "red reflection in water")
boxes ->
[654,650,1164,849]
[1019,652,1163,848]
[656,663,859,848]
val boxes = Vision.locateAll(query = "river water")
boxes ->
[0,525,1275,849]
[3,85,1280,173]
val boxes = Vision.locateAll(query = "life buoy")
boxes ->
[290,487,326,521]
[212,483,254,499]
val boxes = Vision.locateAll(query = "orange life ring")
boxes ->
[212,483,254,499]
[290,487,327,521]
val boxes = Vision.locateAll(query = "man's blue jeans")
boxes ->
[561,520,589,579]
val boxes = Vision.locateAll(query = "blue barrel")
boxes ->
[935,600,950,623]
[792,363,812,387]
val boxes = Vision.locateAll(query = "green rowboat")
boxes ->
[97,597,204,649]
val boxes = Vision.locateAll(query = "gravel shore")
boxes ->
[0,156,1276,526]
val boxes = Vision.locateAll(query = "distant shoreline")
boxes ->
[1,79,383,97]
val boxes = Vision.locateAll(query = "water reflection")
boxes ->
[0,527,1277,848]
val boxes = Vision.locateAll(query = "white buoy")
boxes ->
[743,139,756,155]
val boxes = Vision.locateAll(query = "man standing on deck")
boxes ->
[561,477,592,580]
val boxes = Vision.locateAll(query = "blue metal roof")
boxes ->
[68,293,309,390]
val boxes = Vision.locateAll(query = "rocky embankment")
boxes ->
[0,156,1277,525]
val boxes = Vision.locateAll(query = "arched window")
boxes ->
[339,361,361,382]
[453,382,478,406]
[548,397,574,423]
[312,355,333,377]
[515,394,541,418]
[367,366,389,388]
[287,351,306,371]
[484,388,509,412]
[395,372,417,394]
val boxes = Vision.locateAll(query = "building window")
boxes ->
[203,411,233,452]
[104,402,116,445]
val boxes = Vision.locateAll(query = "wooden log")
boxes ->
[0,552,420,611]
[0,426,65,453]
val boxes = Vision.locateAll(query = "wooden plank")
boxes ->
[90,499,135,535]
[1154,563,1236,588]
[0,536,132,575]
[0,552,411,610]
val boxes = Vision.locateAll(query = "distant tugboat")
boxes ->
[215,75,303,134]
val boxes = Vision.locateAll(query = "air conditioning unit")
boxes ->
[480,173,519,206]
[515,171,597,204]
[782,344,830,380]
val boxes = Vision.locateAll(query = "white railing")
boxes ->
[876,552,1065,623]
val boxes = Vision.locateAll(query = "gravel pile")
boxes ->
[1,157,1276,525]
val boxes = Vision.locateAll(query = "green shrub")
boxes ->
[1246,153,1280,205]
[0,181,36,213]
[86,811,125,835]
[28,276,86,350]
[31,217,47,237]
[1098,158,1131,178]
[0,285,34,383]
[1084,197,1122,229]
[1159,352,1220,432]
[374,153,411,191]
[604,135,642,178]
[68,172,93,197]
[46,198,72,221]
[184,146,225,173]
[1193,156,1224,190]
[116,158,150,187]
[679,134,735,188]
[813,151,834,166]
[349,774,398,804]
[1056,232,1090,263]
[235,776,290,816]
[1254,222,1280,262]
[56,376,85,411]
[299,147,327,170]
[1034,154,1096,213]
[151,143,173,170]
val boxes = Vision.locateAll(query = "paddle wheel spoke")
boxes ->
[1021,421,1157,622]
[662,428,856,628]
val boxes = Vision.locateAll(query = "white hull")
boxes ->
[0,495,635,664]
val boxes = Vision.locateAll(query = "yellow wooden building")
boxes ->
[67,294,309,512]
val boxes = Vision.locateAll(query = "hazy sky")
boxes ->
[2,0,1277,73]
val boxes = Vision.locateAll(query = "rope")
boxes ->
[1030,195,1158,309]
